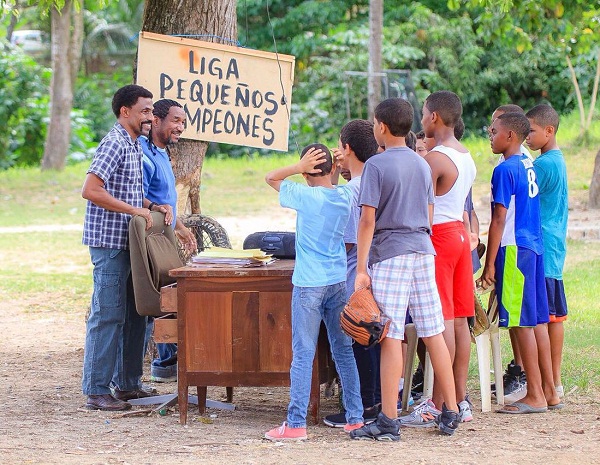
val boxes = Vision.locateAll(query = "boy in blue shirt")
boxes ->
[264,144,363,440]
[479,112,561,413]
[526,104,568,398]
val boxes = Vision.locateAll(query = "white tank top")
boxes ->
[431,145,477,225]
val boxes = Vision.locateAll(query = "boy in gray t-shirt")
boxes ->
[350,98,460,441]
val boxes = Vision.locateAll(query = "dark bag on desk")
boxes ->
[243,231,296,258]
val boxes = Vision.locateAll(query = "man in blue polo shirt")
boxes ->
[140,99,196,382]
[81,85,156,411]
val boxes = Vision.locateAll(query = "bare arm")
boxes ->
[355,205,376,291]
[265,147,327,191]
[82,173,153,228]
[478,204,507,289]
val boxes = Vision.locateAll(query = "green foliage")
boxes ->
[0,47,50,169]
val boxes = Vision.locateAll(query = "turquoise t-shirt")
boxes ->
[533,149,568,279]
[279,180,350,287]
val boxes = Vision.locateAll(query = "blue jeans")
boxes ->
[287,283,363,428]
[82,247,147,395]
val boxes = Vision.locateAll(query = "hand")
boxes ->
[133,207,153,230]
[332,147,345,168]
[354,271,371,291]
[175,224,197,253]
[155,204,173,225]
[476,265,495,290]
[469,232,479,252]
[298,147,328,174]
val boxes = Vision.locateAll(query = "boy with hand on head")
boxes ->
[479,112,561,413]
[526,104,568,399]
[264,145,364,441]
[324,119,382,428]
[410,91,476,426]
[350,98,460,441]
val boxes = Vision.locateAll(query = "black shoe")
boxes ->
[85,394,131,411]
[323,404,381,427]
[411,366,424,394]
[113,388,155,401]
[434,403,460,436]
[492,360,526,396]
[350,412,400,441]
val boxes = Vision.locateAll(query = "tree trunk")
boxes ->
[367,0,383,121]
[589,148,600,209]
[69,0,84,92]
[42,0,75,171]
[141,0,237,215]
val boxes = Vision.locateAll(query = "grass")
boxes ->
[1,110,599,395]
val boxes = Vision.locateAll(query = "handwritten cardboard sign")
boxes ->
[137,31,295,151]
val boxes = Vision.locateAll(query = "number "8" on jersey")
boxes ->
[527,168,539,198]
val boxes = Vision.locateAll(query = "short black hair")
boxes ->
[112,84,153,118]
[406,131,417,151]
[497,112,530,143]
[300,143,333,176]
[495,104,524,115]
[424,91,462,128]
[374,98,413,137]
[415,130,425,140]
[153,99,182,119]
[454,117,465,141]
[526,104,560,132]
[340,119,379,163]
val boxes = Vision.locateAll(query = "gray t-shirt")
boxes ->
[359,147,435,266]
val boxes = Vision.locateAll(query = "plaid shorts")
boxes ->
[370,253,445,340]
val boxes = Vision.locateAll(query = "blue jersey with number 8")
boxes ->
[490,154,544,255]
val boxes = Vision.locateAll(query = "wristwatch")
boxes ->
[148,202,156,211]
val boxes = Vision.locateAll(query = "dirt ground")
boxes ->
[1,208,600,465]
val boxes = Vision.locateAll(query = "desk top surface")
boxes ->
[169,259,295,278]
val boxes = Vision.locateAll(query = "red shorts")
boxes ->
[431,221,474,320]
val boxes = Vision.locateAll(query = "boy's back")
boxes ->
[491,155,544,254]
[360,147,435,265]
[533,149,568,278]
[280,180,351,286]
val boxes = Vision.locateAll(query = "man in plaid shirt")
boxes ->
[81,84,156,411]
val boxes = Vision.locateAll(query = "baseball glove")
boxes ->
[340,287,391,348]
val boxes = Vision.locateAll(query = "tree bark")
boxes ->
[69,0,84,93]
[141,0,237,214]
[589,148,600,209]
[368,0,383,121]
[42,0,75,171]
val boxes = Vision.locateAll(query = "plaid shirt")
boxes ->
[82,122,144,250]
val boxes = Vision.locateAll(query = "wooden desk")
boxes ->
[168,260,331,425]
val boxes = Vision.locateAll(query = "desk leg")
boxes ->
[308,353,320,425]
[178,377,189,425]
[197,386,207,414]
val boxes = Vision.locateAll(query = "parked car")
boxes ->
[10,29,49,55]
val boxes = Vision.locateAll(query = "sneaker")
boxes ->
[343,422,364,433]
[350,412,400,441]
[398,399,440,428]
[396,390,415,412]
[150,364,177,383]
[458,395,473,422]
[503,381,527,404]
[492,360,526,397]
[264,422,307,441]
[323,404,381,428]
[434,403,460,436]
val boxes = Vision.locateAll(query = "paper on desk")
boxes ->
[190,247,275,266]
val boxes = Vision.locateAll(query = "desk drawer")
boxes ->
[154,316,177,343]
[160,283,177,313]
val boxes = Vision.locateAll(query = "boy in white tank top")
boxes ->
[421,91,476,423]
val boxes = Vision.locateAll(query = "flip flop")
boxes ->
[497,401,548,414]
[548,402,565,410]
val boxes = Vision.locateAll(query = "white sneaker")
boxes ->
[458,395,473,422]
[503,381,527,404]
[398,399,440,428]
[555,385,564,398]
